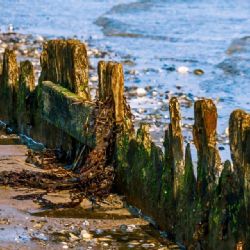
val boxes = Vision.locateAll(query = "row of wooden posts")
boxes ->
[0,39,249,249]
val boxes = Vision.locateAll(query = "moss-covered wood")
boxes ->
[0,49,18,124]
[17,60,35,133]
[41,81,95,147]
[229,110,250,247]
[168,97,184,199]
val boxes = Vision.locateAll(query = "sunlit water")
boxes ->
[1,0,250,162]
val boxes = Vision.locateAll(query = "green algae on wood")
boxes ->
[116,123,163,216]
[183,143,196,202]
[17,60,35,133]
[229,109,250,246]
[0,48,18,123]
[168,97,184,199]
[41,81,95,147]
[208,160,246,249]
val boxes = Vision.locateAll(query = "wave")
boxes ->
[226,36,250,55]
[95,16,143,38]
[95,16,179,41]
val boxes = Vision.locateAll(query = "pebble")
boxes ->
[127,224,137,232]
[122,59,135,66]
[119,224,128,232]
[127,69,139,75]
[128,240,140,246]
[193,69,204,75]
[177,66,189,74]
[1,43,7,49]
[69,233,79,242]
[138,108,145,114]
[35,35,44,42]
[136,88,147,97]
[98,237,112,242]
[8,24,14,33]
[128,244,135,248]
[219,146,225,151]
[95,228,104,235]
[142,243,156,248]
[33,222,44,229]
[225,127,229,136]
[90,75,98,82]
[80,229,92,240]
[82,220,90,227]
[152,91,158,97]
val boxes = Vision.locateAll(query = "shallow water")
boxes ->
[1,0,250,161]
[31,206,134,220]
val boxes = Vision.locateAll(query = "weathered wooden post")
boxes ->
[193,99,221,198]
[229,110,250,246]
[29,39,93,151]
[98,61,125,124]
[17,61,35,133]
[0,49,18,124]
[175,142,197,244]
[168,97,185,199]
[98,60,108,101]
[183,143,196,202]
[79,61,126,196]
[40,40,90,99]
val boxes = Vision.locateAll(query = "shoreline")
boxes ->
[0,31,231,165]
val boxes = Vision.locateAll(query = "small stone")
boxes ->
[82,220,90,227]
[177,66,189,74]
[152,91,158,97]
[90,75,98,82]
[80,230,92,240]
[95,229,104,235]
[194,69,204,75]
[128,240,140,246]
[35,35,44,42]
[119,224,128,232]
[225,127,229,136]
[142,243,155,248]
[127,224,136,232]
[98,237,112,242]
[8,24,14,33]
[33,223,43,229]
[136,88,147,97]
[138,108,145,114]
[69,233,79,242]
